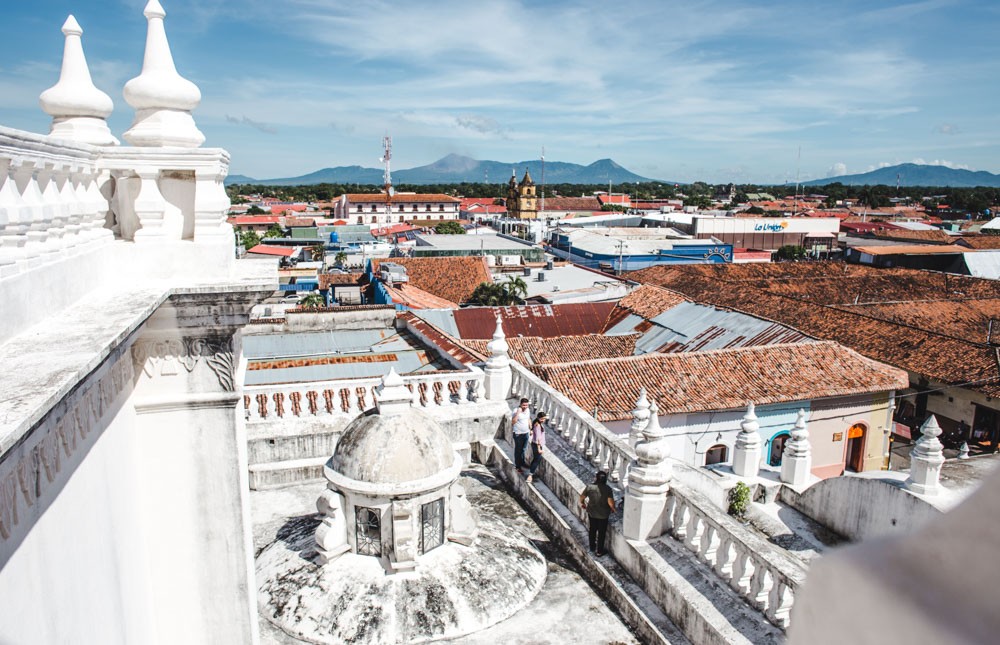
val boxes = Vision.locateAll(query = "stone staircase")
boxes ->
[247,419,349,489]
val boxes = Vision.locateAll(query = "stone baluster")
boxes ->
[670,497,688,541]
[41,164,70,252]
[562,416,574,440]
[748,559,771,611]
[906,414,945,496]
[60,167,85,248]
[730,546,753,595]
[81,172,112,243]
[684,508,703,552]
[714,534,734,579]
[600,439,614,472]
[623,401,673,540]
[18,164,49,262]
[407,382,420,407]
[732,402,762,478]
[766,577,793,629]
[699,522,718,564]
[629,387,651,449]
[130,169,168,241]
[0,162,28,275]
[780,409,812,487]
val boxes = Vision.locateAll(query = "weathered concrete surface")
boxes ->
[251,467,640,645]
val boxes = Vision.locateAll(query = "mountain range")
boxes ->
[226,154,654,186]
[803,163,1000,188]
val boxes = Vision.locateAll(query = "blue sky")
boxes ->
[1,0,999,184]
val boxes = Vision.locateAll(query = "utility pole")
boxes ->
[380,135,393,226]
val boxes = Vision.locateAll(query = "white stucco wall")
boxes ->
[0,367,156,645]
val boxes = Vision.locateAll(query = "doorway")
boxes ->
[769,432,790,467]
[845,423,866,472]
[705,444,728,466]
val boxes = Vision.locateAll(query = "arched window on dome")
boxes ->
[355,507,382,556]
[420,498,444,554]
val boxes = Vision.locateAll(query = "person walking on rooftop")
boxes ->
[579,471,616,556]
[526,412,547,483]
[511,398,532,474]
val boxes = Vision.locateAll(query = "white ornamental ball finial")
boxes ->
[39,15,118,145]
[740,402,759,434]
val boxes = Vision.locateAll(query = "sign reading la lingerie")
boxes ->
[753,221,789,232]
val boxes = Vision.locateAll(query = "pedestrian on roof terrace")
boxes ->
[512,398,532,474]
[579,471,616,556]
[526,412,547,483]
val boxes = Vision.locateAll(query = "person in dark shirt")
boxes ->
[579,471,616,556]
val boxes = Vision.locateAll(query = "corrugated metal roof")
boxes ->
[412,310,462,337]
[453,303,616,339]
[244,351,441,385]
[963,251,1000,279]
[243,329,400,359]
[648,302,811,353]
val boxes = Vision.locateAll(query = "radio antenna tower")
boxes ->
[380,135,393,223]
[540,146,546,214]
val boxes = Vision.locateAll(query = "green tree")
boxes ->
[683,195,713,209]
[298,293,326,309]
[776,245,807,261]
[263,223,284,239]
[309,244,325,262]
[334,251,348,267]
[468,281,519,306]
[240,230,260,249]
[246,204,267,215]
[434,221,466,234]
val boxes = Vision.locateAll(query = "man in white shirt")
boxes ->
[511,398,531,474]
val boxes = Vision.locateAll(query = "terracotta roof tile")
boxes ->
[398,312,481,364]
[616,284,687,320]
[541,197,602,211]
[465,334,637,365]
[853,244,967,256]
[384,283,460,309]
[872,229,953,244]
[626,262,1000,396]
[318,273,364,288]
[531,341,909,421]
[957,236,1000,250]
[372,256,491,304]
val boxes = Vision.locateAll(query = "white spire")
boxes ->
[906,415,945,496]
[123,0,205,147]
[375,367,413,416]
[780,409,813,488]
[732,402,763,478]
[628,387,651,448]
[39,15,118,146]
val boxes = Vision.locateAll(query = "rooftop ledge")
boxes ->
[0,251,275,455]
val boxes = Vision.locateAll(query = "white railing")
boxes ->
[510,362,634,485]
[665,483,806,629]
[243,368,486,422]
[509,361,806,630]
[0,127,111,277]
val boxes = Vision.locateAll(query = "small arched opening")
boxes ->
[705,444,728,466]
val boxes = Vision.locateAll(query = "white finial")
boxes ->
[733,402,763,478]
[123,0,205,147]
[375,367,412,416]
[628,387,651,448]
[906,415,945,496]
[780,409,813,488]
[39,15,118,146]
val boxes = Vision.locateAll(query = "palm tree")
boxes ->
[502,275,528,303]
[334,251,348,267]
[310,244,325,262]
[298,293,326,309]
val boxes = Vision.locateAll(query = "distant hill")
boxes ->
[226,154,656,186]
[803,163,1000,188]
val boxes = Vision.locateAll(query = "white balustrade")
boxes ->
[664,483,806,630]
[243,369,486,422]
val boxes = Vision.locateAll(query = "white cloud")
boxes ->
[827,163,847,177]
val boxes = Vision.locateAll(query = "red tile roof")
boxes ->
[270,204,309,214]
[957,236,1000,250]
[282,216,316,227]
[247,244,297,257]
[465,333,638,365]
[626,262,1000,397]
[371,223,417,238]
[531,341,909,421]
[371,256,492,305]
[384,283,460,309]
[615,284,687,320]
[228,216,281,226]
[853,244,967,256]
[541,197,602,212]
[451,302,618,339]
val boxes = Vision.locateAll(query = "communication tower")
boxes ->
[380,135,393,222]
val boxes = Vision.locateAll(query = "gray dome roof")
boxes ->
[332,408,456,484]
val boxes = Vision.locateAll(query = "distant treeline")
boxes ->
[227,181,1000,215]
